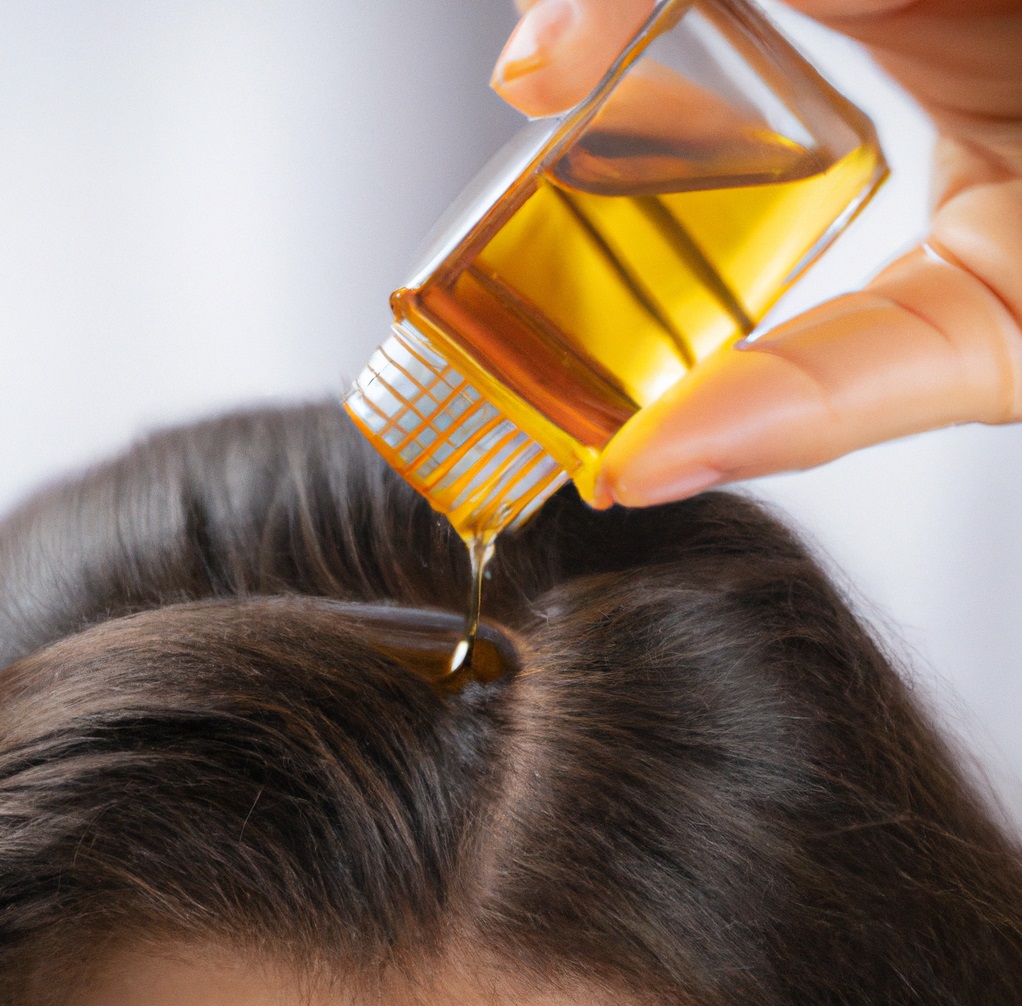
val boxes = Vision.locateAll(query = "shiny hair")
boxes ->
[1,403,1021,1004]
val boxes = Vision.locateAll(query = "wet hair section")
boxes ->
[337,602,521,690]
[1,403,1021,1005]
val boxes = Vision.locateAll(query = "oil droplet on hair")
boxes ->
[449,530,497,675]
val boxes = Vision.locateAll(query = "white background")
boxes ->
[1,2,1019,827]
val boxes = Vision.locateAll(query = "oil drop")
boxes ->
[344,602,516,689]
[449,531,497,675]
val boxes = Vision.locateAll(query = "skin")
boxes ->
[491,0,1022,507]
[74,943,622,1006]
[76,948,320,1006]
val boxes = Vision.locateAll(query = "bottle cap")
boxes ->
[344,319,567,535]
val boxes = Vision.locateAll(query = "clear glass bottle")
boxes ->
[345,0,887,540]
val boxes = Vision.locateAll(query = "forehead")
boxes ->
[74,945,633,1006]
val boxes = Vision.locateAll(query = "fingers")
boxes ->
[495,1,1022,163]
[596,181,1022,507]
[492,0,654,118]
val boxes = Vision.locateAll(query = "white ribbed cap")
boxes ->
[344,319,567,535]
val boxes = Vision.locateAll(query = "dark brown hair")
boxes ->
[1,403,1021,1004]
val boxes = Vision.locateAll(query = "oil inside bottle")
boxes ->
[449,530,497,675]
[398,144,881,510]
[391,63,885,521]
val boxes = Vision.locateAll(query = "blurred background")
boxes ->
[2,1,1020,826]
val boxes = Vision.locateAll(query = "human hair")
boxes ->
[1,402,1021,1004]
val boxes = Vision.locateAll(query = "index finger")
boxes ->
[492,0,654,117]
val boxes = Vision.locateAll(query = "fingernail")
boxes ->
[492,0,579,87]
[613,465,723,507]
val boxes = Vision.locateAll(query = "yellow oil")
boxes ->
[392,134,883,533]
[346,601,513,690]
[449,530,497,675]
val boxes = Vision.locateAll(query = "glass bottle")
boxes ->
[345,0,887,540]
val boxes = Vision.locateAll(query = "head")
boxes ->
[1,403,1020,1005]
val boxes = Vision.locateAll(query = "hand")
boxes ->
[491,0,1022,507]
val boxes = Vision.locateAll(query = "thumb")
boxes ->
[492,0,654,118]
[597,222,1022,506]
